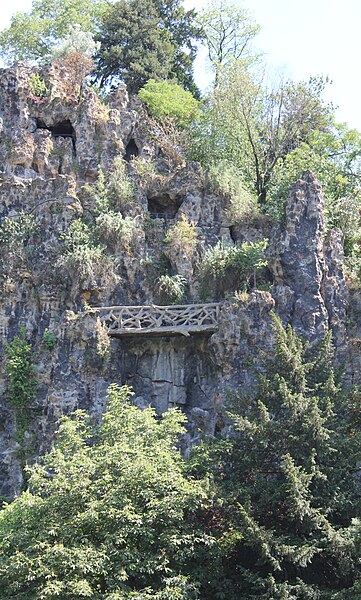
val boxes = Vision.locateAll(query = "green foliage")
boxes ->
[30,72,49,98]
[190,62,333,207]
[108,158,136,209]
[199,0,261,85]
[95,210,138,253]
[199,239,268,298]
[0,0,106,64]
[56,218,117,288]
[4,328,37,462]
[0,211,38,273]
[139,80,200,128]
[42,328,57,350]
[163,215,198,258]
[208,160,260,223]
[0,384,210,599]
[189,318,361,598]
[154,274,187,304]
[95,0,201,94]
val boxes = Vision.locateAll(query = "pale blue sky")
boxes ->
[1,0,361,129]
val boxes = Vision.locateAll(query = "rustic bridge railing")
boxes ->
[93,303,220,336]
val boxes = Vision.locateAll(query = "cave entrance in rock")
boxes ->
[36,118,76,153]
[147,193,182,219]
[124,138,139,162]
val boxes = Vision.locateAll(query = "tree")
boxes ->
[95,0,202,95]
[95,0,176,94]
[190,61,333,207]
[0,384,210,599]
[0,0,106,63]
[189,318,361,599]
[199,0,260,86]
[151,0,203,96]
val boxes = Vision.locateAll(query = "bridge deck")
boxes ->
[94,303,220,337]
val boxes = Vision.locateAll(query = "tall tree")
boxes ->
[191,61,333,206]
[95,0,176,94]
[190,318,361,599]
[0,385,210,599]
[199,0,260,86]
[95,0,202,95]
[0,0,106,63]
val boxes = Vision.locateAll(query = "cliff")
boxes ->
[0,63,358,497]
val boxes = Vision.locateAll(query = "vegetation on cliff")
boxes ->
[0,321,360,599]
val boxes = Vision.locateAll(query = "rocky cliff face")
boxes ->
[0,63,356,497]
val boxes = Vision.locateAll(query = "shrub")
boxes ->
[42,328,57,350]
[56,219,117,289]
[139,79,200,129]
[30,73,49,100]
[154,274,187,304]
[5,328,37,468]
[163,215,197,258]
[199,239,268,299]
[208,160,259,223]
[51,25,100,60]
[108,157,136,208]
[0,385,209,598]
[95,210,138,252]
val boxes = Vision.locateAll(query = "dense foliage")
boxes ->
[189,318,361,598]
[1,323,360,598]
[0,385,210,599]
[95,0,201,94]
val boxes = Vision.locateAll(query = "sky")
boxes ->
[1,0,361,130]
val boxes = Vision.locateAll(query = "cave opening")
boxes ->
[36,118,76,153]
[147,193,183,219]
[124,138,139,162]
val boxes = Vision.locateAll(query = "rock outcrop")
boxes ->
[0,63,355,498]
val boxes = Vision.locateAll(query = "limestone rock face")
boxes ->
[269,172,347,346]
[0,65,353,497]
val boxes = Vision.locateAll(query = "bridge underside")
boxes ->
[108,324,218,337]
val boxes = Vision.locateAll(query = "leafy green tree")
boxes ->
[0,0,106,63]
[95,0,202,94]
[139,79,200,128]
[0,384,210,599]
[190,318,361,598]
[190,61,332,208]
[199,0,261,86]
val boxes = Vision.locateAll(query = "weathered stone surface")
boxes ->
[0,66,352,497]
[269,172,347,347]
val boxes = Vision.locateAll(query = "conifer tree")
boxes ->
[190,317,361,599]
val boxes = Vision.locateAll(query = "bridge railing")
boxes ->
[93,303,220,336]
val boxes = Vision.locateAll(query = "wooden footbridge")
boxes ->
[93,303,220,337]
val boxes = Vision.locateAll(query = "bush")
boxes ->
[199,239,268,299]
[154,274,187,304]
[5,328,37,468]
[208,160,259,223]
[163,215,197,258]
[56,219,117,289]
[108,157,136,209]
[95,210,138,252]
[139,79,200,129]
[0,385,209,599]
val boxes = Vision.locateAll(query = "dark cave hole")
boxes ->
[147,193,183,219]
[124,138,139,162]
[36,118,76,154]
